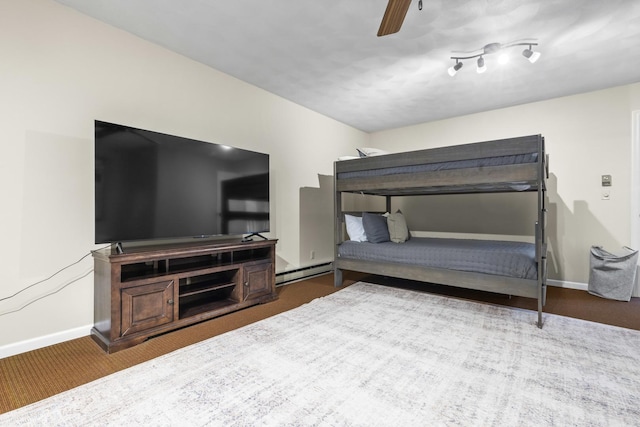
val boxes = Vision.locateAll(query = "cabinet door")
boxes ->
[121,280,174,336]
[243,262,274,301]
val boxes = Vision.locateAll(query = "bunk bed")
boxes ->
[333,135,548,327]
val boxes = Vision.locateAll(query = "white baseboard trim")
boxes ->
[0,324,92,360]
[276,262,333,285]
[548,279,588,291]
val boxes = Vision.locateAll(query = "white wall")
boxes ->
[370,84,640,287]
[0,0,368,352]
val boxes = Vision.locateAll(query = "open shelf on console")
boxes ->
[233,247,271,263]
[179,298,238,319]
[121,260,168,282]
[178,269,240,320]
[168,254,230,274]
[119,246,273,283]
[180,281,235,298]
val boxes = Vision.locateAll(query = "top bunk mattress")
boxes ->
[338,237,537,280]
[334,135,545,196]
[337,152,537,180]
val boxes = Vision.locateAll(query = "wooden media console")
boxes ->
[91,239,277,353]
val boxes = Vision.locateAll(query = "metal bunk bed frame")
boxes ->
[333,135,548,327]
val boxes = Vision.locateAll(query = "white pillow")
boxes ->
[344,214,367,242]
[337,155,360,161]
[356,147,389,158]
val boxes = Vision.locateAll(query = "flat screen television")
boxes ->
[95,120,269,245]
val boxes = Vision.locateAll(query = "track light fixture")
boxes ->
[448,39,540,76]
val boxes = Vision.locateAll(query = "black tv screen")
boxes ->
[95,121,269,244]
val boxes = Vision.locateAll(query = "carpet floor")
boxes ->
[2,281,640,426]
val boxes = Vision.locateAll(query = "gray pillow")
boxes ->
[362,212,390,243]
[387,210,409,243]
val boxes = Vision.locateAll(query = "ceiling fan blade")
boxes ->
[377,0,412,37]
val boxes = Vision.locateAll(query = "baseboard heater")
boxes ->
[276,262,333,286]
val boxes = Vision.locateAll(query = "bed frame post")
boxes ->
[536,135,547,328]
[334,161,343,287]
[334,268,343,287]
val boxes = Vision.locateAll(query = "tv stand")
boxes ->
[91,239,277,353]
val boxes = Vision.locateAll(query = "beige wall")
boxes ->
[0,0,368,350]
[2,0,638,354]
[370,84,640,287]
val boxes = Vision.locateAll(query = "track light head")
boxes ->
[522,46,541,63]
[448,60,463,77]
[476,56,486,74]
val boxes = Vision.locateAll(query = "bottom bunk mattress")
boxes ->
[337,237,537,280]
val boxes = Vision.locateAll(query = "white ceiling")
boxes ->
[55,0,640,133]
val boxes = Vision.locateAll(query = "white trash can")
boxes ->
[588,246,639,301]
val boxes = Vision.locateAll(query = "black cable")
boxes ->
[0,243,112,302]
[0,269,94,316]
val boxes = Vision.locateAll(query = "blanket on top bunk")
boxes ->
[338,237,537,280]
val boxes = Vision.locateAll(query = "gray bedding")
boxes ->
[338,237,537,280]
[337,152,537,180]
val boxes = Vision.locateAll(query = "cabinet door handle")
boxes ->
[244,282,249,287]
[167,299,174,305]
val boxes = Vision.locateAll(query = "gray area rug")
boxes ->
[3,282,640,426]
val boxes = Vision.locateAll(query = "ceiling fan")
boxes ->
[377,0,421,37]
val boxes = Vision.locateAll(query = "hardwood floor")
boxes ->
[365,274,640,331]
[1,271,639,414]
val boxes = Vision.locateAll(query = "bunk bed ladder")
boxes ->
[535,135,547,328]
